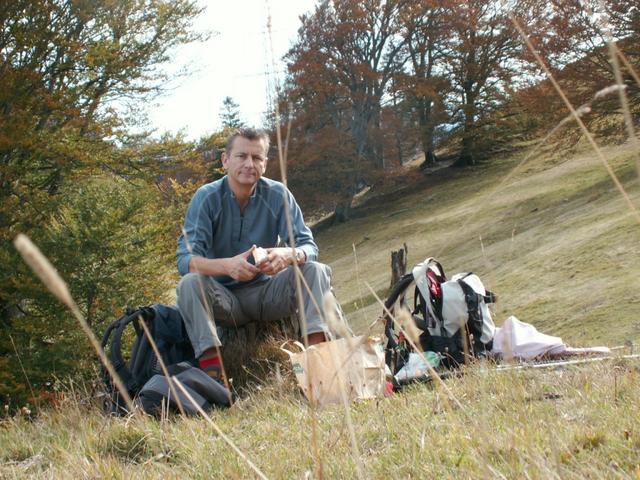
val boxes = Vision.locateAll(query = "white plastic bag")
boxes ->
[394,351,441,383]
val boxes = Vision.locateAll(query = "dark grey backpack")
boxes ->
[137,362,232,415]
[100,304,233,415]
[100,304,196,414]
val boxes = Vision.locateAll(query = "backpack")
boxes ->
[100,304,196,415]
[137,362,233,415]
[384,258,497,376]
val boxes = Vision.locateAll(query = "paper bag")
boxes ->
[281,336,385,407]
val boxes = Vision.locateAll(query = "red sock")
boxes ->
[199,355,220,370]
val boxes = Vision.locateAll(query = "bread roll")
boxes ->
[252,246,268,265]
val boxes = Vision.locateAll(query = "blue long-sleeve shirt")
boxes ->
[177,176,318,287]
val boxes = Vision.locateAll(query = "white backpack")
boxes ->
[384,257,497,371]
[413,258,496,346]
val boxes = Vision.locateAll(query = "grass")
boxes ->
[2,359,639,478]
[2,139,640,478]
[321,141,640,347]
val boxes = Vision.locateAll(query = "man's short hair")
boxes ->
[225,127,270,155]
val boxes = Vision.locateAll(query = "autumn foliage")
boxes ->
[0,0,638,409]
[0,0,205,409]
[279,0,639,216]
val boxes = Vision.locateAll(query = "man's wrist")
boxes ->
[282,248,305,266]
[220,257,231,276]
[294,248,306,265]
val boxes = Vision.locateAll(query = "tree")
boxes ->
[443,0,533,165]
[537,0,640,104]
[491,0,640,146]
[285,0,409,220]
[0,0,204,247]
[220,96,243,129]
[0,0,204,407]
[0,177,179,407]
[0,0,204,190]
[397,0,451,166]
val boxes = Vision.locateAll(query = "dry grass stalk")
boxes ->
[606,41,640,178]
[13,234,136,413]
[593,2,640,176]
[265,6,323,478]
[478,234,500,320]
[323,292,351,339]
[351,244,368,325]
[594,84,626,100]
[436,96,595,260]
[9,334,36,406]
[319,292,379,398]
[137,315,187,416]
[321,292,366,480]
[613,46,640,89]
[398,307,420,348]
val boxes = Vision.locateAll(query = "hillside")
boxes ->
[319,140,640,347]
[2,139,640,478]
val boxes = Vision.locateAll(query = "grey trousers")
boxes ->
[176,261,336,358]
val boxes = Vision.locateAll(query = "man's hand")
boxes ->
[225,247,260,281]
[258,247,299,276]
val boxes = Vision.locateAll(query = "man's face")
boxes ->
[222,136,268,188]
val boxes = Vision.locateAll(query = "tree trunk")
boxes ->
[221,315,299,388]
[333,196,353,224]
[419,98,437,167]
[458,132,475,167]
[390,243,408,289]
[458,89,477,166]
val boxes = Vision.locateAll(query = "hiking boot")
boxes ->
[201,365,238,406]
[201,364,223,384]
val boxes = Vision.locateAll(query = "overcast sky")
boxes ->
[147,0,316,140]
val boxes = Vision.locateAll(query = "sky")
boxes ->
[147,0,317,141]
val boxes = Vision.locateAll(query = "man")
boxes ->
[176,127,338,382]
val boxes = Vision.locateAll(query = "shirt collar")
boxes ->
[224,175,261,200]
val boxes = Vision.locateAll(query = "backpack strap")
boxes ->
[413,258,446,330]
[100,312,130,391]
[457,279,484,344]
[484,291,497,304]
[100,316,123,350]
[382,273,415,371]
[109,311,144,391]
[383,273,414,347]
[422,257,446,280]
[411,285,429,331]
[129,307,157,389]
[108,307,154,393]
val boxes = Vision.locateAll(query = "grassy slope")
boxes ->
[2,141,640,478]
[319,141,640,346]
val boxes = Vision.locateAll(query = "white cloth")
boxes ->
[492,315,567,360]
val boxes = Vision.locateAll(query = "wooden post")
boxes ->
[390,242,408,289]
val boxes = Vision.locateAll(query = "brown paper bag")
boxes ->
[281,336,385,407]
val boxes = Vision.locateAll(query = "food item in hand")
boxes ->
[252,246,268,265]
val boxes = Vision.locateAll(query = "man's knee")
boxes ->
[176,272,206,301]
[301,261,332,282]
